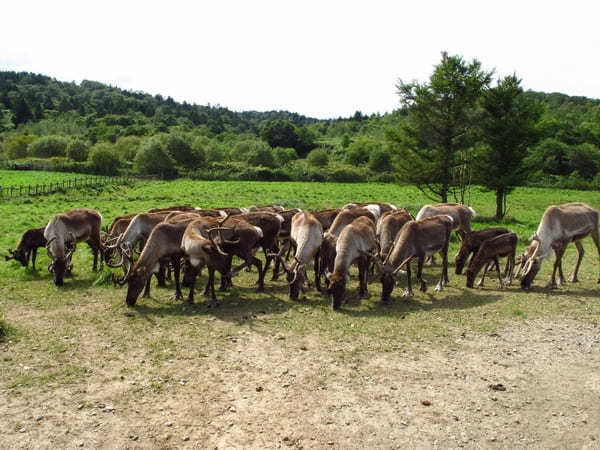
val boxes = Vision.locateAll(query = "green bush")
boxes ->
[134,137,178,178]
[3,135,37,159]
[306,148,329,167]
[328,164,367,182]
[230,140,275,167]
[66,140,89,162]
[368,148,392,172]
[345,136,378,165]
[28,135,70,158]
[88,143,121,175]
[114,135,141,162]
[273,147,298,167]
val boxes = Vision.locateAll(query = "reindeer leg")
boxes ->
[403,261,413,298]
[32,248,37,271]
[590,228,600,284]
[569,240,584,282]
[493,256,504,289]
[547,244,566,289]
[436,238,450,291]
[142,277,151,298]
[505,253,515,285]
[252,256,264,292]
[171,257,183,300]
[358,256,369,299]
[418,257,428,293]
[477,261,492,287]
[314,254,322,292]
[185,268,197,304]
[208,268,219,308]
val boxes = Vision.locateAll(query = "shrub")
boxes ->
[273,147,298,167]
[67,140,89,162]
[345,136,378,165]
[162,133,203,168]
[88,143,121,175]
[114,135,141,162]
[205,140,226,163]
[28,135,70,158]
[134,137,178,178]
[368,148,392,172]
[3,135,37,159]
[328,164,367,182]
[306,148,329,167]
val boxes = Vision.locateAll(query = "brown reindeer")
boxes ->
[327,216,377,310]
[5,227,47,270]
[521,203,600,289]
[369,215,454,302]
[181,216,264,307]
[465,232,518,289]
[311,208,340,232]
[376,209,413,261]
[455,227,511,275]
[44,208,103,286]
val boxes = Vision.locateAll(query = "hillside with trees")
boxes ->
[1,62,600,199]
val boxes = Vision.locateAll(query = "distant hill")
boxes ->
[0,71,322,136]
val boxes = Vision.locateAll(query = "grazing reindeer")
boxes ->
[311,208,340,232]
[5,227,46,270]
[376,209,413,261]
[318,207,376,289]
[455,227,511,275]
[416,203,475,239]
[44,208,103,286]
[327,216,377,310]
[182,216,264,307]
[369,215,454,302]
[521,203,600,289]
[274,211,323,300]
[465,232,518,289]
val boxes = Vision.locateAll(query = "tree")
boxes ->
[3,135,36,159]
[368,148,392,172]
[345,136,378,165]
[390,52,492,202]
[475,74,543,219]
[67,139,89,162]
[28,135,70,158]
[306,148,329,167]
[134,137,178,178]
[261,120,298,149]
[88,143,121,175]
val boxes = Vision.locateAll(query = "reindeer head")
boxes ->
[327,272,348,310]
[520,241,542,290]
[286,259,306,301]
[46,234,76,286]
[5,248,29,267]
[125,266,148,306]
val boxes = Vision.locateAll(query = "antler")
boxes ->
[207,228,230,256]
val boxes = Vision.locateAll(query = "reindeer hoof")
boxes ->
[419,282,427,293]
[568,276,578,283]
[434,283,443,292]
[545,282,557,289]
[402,290,413,298]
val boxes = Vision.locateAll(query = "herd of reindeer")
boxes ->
[4,201,600,310]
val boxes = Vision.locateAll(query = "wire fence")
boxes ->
[0,174,147,199]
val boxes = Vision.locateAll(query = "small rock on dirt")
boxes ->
[421,400,432,406]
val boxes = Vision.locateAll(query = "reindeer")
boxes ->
[124,216,198,306]
[376,209,413,261]
[271,208,303,280]
[44,208,103,286]
[182,216,264,307]
[273,211,323,300]
[455,227,511,275]
[416,203,475,239]
[327,216,377,310]
[236,211,283,285]
[520,203,600,289]
[465,232,518,289]
[369,215,454,302]
[317,208,376,289]
[310,208,340,232]
[5,227,47,270]
[342,202,397,222]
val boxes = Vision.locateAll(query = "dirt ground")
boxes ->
[2,314,599,450]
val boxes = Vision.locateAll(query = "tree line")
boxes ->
[1,60,600,218]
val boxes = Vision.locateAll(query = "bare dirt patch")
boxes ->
[2,313,599,449]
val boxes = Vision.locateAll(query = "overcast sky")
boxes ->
[2,1,599,119]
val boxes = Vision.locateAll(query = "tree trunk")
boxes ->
[441,186,448,203]
[495,187,504,220]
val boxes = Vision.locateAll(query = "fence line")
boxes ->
[0,175,154,199]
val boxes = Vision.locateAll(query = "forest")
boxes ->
[1,54,600,216]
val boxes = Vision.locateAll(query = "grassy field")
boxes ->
[0,169,88,188]
[1,178,600,448]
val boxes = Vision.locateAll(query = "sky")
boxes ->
[1,1,599,119]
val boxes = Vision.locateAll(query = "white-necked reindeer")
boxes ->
[520,202,600,289]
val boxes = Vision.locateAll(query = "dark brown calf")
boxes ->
[5,227,47,270]
[466,232,518,289]
[455,227,511,275]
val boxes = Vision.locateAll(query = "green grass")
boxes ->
[1,176,600,390]
[0,169,86,187]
